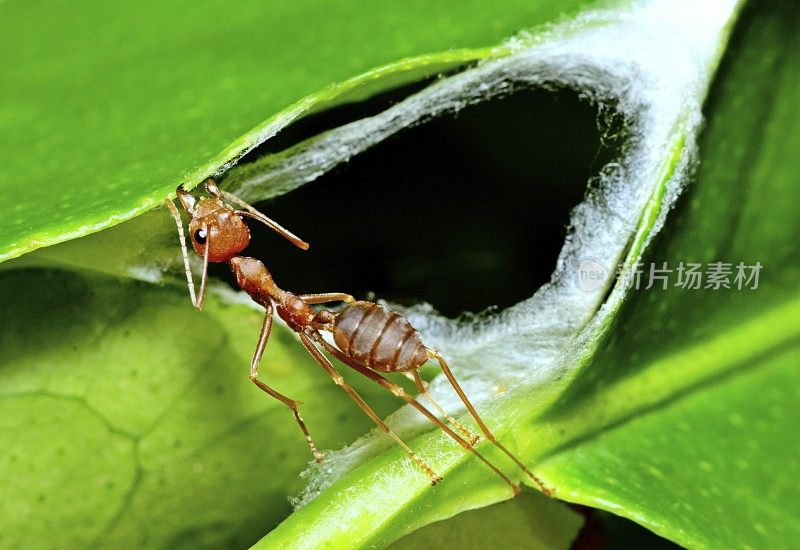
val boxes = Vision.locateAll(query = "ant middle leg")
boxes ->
[297,332,441,485]
[298,293,355,305]
[312,333,520,495]
[427,348,552,495]
[250,306,324,462]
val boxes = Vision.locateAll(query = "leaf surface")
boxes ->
[0,0,598,263]
[3,0,798,548]
[0,270,397,547]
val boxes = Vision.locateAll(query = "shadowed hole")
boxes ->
[217,82,622,317]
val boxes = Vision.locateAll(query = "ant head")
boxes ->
[177,183,250,263]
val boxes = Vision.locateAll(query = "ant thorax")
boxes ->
[229,256,279,305]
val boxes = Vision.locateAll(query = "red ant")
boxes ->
[165,178,550,495]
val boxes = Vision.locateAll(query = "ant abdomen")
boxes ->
[333,301,428,373]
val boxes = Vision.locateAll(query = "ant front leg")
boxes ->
[250,303,324,462]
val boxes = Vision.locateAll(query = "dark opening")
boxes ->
[218,82,621,317]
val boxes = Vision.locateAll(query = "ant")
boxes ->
[165,178,550,495]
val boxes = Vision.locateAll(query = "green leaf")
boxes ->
[258,1,766,547]
[4,0,797,548]
[0,270,398,547]
[263,1,797,547]
[534,1,800,545]
[0,0,599,264]
[388,489,584,549]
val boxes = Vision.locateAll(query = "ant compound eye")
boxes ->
[193,228,207,245]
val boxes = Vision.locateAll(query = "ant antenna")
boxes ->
[236,209,310,251]
[202,178,310,251]
[164,197,210,309]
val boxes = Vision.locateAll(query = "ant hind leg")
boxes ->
[312,333,520,495]
[298,332,441,485]
[427,348,553,495]
[406,370,479,446]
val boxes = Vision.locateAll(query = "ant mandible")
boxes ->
[165,178,550,495]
